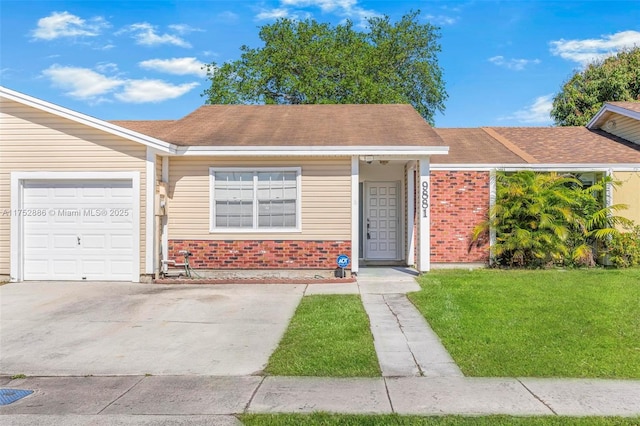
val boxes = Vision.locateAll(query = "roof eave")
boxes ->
[176,145,449,157]
[587,103,640,129]
[0,86,178,154]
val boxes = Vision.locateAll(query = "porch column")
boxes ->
[406,161,416,267]
[489,169,497,265]
[417,157,431,272]
[145,147,156,276]
[350,156,359,274]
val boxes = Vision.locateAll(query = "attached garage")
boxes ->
[11,172,141,282]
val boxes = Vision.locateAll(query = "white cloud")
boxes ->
[501,94,554,124]
[115,80,199,103]
[425,14,458,26]
[168,24,204,34]
[489,55,541,71]
[42,65,124,100]
[281,0,357,13]
[550,30,640,66]
[120,22,191,48]
[257,0,379,23]
[256,8,294,20]
[139,57,206,77]
[42,64,199,103]
[95,62,119,74]
[32,11,109,40]
[216,11,239,22]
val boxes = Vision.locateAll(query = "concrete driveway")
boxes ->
[0,282,305,376]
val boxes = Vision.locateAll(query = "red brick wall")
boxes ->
[168,240,351,269]
[430,171,490,263]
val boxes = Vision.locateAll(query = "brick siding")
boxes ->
[430,171,490,263]
[168,240,351,269]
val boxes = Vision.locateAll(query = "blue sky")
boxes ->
[1,1,639,127]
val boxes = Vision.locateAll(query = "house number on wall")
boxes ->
[421,181,429,218]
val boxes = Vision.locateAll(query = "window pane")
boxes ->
[215,172,254,201]
[257,171,297,201]
[215,201,253,228]
[258,200,296,228]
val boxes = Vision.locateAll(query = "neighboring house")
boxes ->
[430,102,640,267]
[1,86,639,282]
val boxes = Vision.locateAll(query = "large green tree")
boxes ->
[203,11,447,124]
[551,48,640,126]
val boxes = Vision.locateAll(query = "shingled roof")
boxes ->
[431,128,525,164]
[111,103,640,164]
[112,104,446,148]
[432,126,640,164]
[489,127,640,164]
[607,101,640,114]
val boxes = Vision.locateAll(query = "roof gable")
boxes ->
[0,86,175,153]
[587,101,640,129]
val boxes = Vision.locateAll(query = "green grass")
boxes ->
[240,413,640,425]
[265,294,380,377]
[408,269,640,378]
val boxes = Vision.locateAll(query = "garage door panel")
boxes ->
[53,186,79,198]
[83,260,107,276]
[23,179,135,281]
[81,234,106,249]
[111,234,133,249]
[52,259,80,275]
[25,233,49,249]
[82,186,108,197]
[52,235,79,251]
[82,214,109,225]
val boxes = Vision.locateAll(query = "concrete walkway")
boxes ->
[357,267,462,377]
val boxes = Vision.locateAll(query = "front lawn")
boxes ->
[240,413,640,425]
[408,269,640,378]
[265,294,380,377]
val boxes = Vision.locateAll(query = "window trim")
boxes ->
[209,167,302,233]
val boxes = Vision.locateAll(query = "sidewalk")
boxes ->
[1,375,639,419]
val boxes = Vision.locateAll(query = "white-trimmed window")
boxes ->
[210,167,301,232]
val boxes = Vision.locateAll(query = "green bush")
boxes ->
[605,225,640,267]
[472,171,632,268]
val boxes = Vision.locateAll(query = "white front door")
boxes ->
[365,182,399,260]
[22,180,135,281]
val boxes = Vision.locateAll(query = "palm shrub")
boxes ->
[568,177,632,266]
[472,171,631,268]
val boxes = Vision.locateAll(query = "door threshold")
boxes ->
[361,260,406,266]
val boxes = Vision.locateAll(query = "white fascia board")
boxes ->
[177,145,449,157]
[0,86,177,154]
[587,103,640,129]
[431,163,640,172]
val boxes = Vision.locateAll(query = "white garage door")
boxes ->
[23,180,135,281]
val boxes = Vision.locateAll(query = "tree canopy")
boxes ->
[203,11,447,124]
[551,48,640,126]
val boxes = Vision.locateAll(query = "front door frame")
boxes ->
[362,180,402,262]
